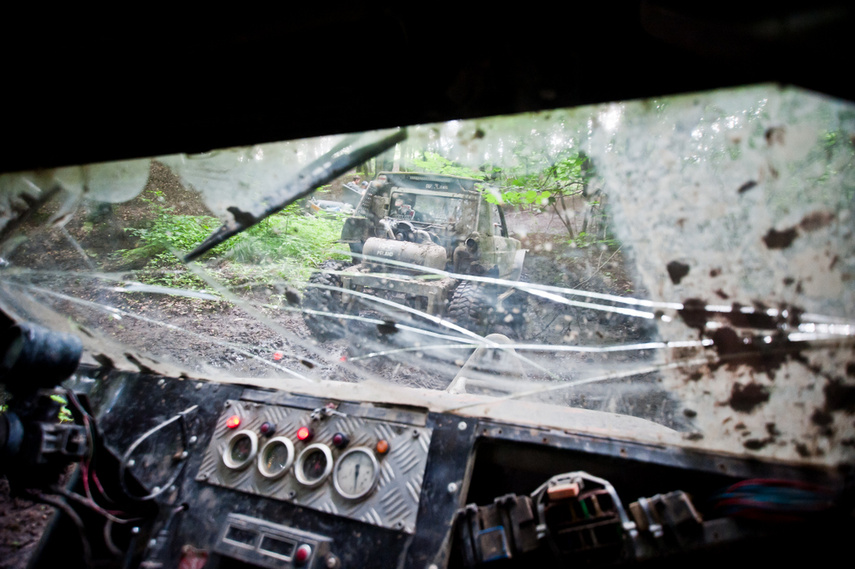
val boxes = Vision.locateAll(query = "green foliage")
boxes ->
[485,189,553,207]
[120,190,225,264]
[410,152,486,180]
[120,192,348,290]
[572,230,619,250]
[50,394,73,423]
[408,147,614,248]
[228,205,349,267]
[482,149,614,246]
[485,152,592,209]
[1,394,73,422]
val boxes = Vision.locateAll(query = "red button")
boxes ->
[332,432,349,448]
[294,544,312,565]
[296,426,312,441]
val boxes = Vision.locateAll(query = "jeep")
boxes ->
[303,172,526,340]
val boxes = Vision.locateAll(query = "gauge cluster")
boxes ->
[196,395,433,534]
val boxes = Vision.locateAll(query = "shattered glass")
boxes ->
[0,84,852,466]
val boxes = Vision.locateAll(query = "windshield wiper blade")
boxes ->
[184,128,406,262]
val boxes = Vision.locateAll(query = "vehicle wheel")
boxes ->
[302,261,346,341]
[447,281,496,336]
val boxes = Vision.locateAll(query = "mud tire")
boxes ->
[447,281,496,336]
[302,261,346,341]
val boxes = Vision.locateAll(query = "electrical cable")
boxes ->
[103,519,124,558]
[29,491,93,568]
[65,389,128,513]
[119,405,198,501]
[51,485,143,525]
[712,479,836,522]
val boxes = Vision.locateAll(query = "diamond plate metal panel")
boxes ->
[197,400,432,534]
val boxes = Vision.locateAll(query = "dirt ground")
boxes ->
[0,479,52,569]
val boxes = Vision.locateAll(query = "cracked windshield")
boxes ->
[1,85,853,466]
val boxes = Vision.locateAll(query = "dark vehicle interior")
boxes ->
[1,4,853,569]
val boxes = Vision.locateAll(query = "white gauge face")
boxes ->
[294,443,333,488]
[257,437,295,479]
[333,447,379,500]
[223,430,258,470]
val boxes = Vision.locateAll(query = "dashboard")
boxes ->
[198,393,433,536]
[25,367,851,569]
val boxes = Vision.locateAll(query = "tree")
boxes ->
[484,149,613,247]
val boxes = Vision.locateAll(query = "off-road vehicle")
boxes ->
[303,172,526,340]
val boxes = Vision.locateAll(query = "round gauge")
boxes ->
[294,443,333,488]
[333,447,380,500]
[257,437,295,479]
[223,430,258,470]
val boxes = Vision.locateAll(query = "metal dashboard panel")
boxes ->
[196,398,433,534]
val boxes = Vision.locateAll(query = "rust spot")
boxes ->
[811,409,833,426]
[724,302,777,329]
[685,433,704,441]
[765,126,785,146]
[711,327,743,357]
[783,277,795,286]
[765,422,780,437]
[728,382,770,413]
[714,289,729,300]
[795,443,810,457]
[734,422,746,430]
[686,371,703,382]
[824,379,855,413]
[300,359,315,369]
[681,301,803,376]
[710,327,790,377]
[830,255,839,270]
[737,180,758,194]
[762,227,798,249]
[799,211,835,232]
[709,268,721,277]
[678,298,708,331]
[683,408,697,418]
[743,439,768,450]
[667,261,690,285]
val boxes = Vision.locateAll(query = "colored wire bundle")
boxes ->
[61,389,143,524]
[712,478,836,522]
